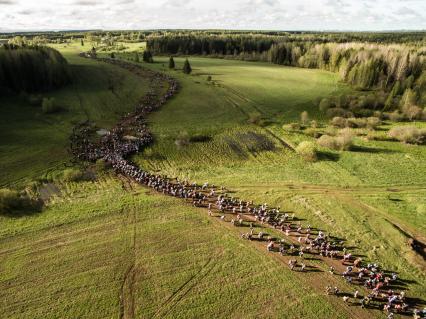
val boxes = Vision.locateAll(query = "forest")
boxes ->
[147,34,425,94]
[0,44,70,93]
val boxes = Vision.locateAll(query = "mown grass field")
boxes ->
[0,41,425,318]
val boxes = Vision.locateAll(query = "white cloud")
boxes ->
[0,0,424,31]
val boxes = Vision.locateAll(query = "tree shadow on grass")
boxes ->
[350,145,399,154]
[0,200,43,218]
[317,151,340,162]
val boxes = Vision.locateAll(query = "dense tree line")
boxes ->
[146,34,426,109]
[0,45,71,93]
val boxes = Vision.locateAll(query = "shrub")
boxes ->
[317,134,339,150]
[319,98,331,112]
[175,131,190,149]
[207,75,212,81]
[62,168,85,182]
[317,128,354,151]
[366,117,381,130]
[388,111,405,122]
[388,126,426,144]
[331,116,347,128]
[296,141,318,162]
[41,97,61,114]
[403,105,423,121]
[336,128,354,150]
[300,111,309,125]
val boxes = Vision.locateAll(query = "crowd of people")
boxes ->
[71,54,425,319]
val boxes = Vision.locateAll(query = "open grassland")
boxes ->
[0,42,425,319]
[1,177,367,319]
[124,55,426,306]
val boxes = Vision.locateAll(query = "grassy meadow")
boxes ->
[0,41,425,318]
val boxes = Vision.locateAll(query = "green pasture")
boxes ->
[0,41,425,318]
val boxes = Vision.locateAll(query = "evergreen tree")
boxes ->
[81,39,84,46]
[110,52,115,59]
[143,50,153,63]
[182,58,192,74]
[168,56,175,69]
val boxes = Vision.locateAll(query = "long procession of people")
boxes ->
[70,54,425,319]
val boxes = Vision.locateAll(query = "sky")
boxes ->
[0,0,425,32]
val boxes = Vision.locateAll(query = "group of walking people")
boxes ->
[71,54,425,319]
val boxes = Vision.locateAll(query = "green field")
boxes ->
[0,41,425,318]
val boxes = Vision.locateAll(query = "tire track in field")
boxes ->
[224,93,295,152]
[152,256,216,319]
[119,196,138,319]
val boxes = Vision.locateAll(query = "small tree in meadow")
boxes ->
[81,39,84,46]
[169,56,175,69]
[183,58,192,74]
[296,141,318,162]
[300,111,309,126]
[143,50,153,63]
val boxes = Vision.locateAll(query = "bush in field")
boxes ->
[331,116,347,128]
[317,134,340,150]
[319,98,332,112]
[388,126,426,144]
[317,128,354,151]
[366,117,381,130]
[175,131,190,149]
[388,111,405,122]
[300,111,309,125]
[336,128,354,150]
[404,105,423,121]
[206,75,212,81]
[62,168,85,182]
[42,97,61,114]
[296,141,318,162]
